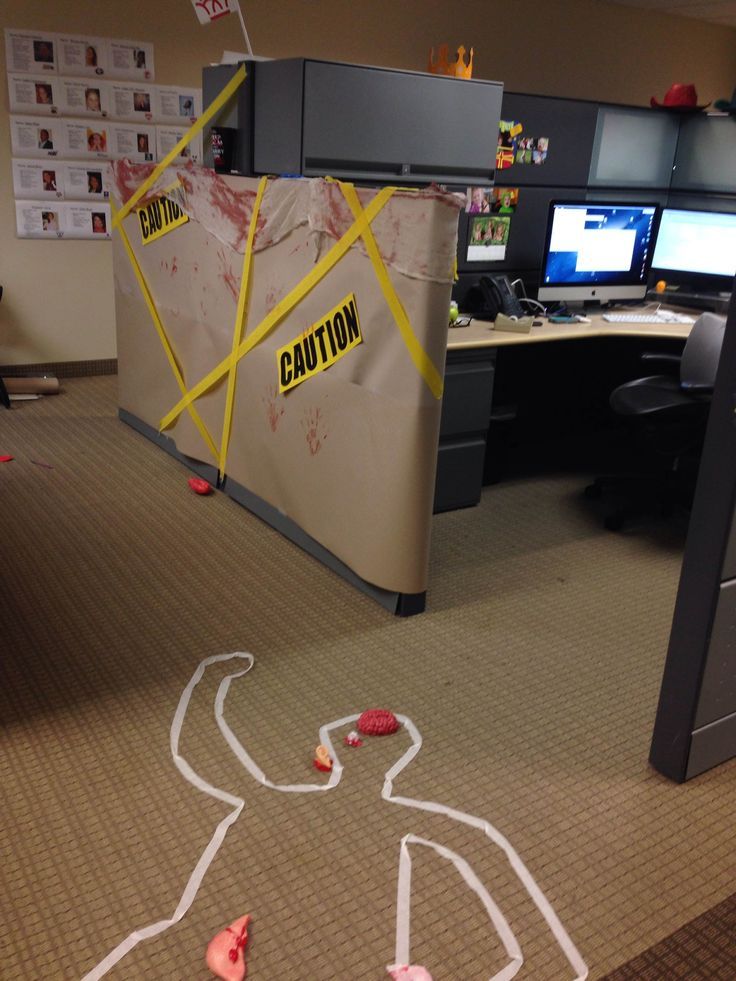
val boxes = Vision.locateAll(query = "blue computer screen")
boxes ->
[541,202,657,287]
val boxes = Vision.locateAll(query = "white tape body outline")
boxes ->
[81,652,588,980]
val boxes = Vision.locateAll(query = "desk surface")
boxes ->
[447,309,694,350]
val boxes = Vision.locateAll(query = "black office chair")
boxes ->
[586,311,727,529]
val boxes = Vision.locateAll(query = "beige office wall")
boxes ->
[1,0,734,366]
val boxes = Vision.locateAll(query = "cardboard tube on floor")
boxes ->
[2,376,59,395]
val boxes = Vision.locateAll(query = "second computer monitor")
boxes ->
[538,200,659,305]
[651,207,736,297]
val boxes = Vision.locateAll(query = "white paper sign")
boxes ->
[57,35,110,77]
[156,125,202,163]
[108,39,154,80]
[12,159,65,200]
[15,200,64,238]
[58,78,110,117]
[5,29,58,74]
[109,122,157,161]
[155,85,202,123]
[10,115,61,157]
[62,119,111,158]
[109,82,156,122]
[63,163,111,200]
[8,74,61,115]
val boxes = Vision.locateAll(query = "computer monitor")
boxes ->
[538,200,658,305]
[651,207,736,297]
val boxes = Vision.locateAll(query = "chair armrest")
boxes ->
[640,352,682,366]
[680,381,714,394]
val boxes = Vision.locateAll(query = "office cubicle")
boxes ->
[468,91,736,780]
[456,92,736,307]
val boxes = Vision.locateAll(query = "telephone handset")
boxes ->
[478,275,525,320]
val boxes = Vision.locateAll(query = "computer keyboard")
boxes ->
[602,312,695,325]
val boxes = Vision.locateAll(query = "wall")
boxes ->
[1,0,735,367]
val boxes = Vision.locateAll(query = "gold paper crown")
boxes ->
[428,44,474,79]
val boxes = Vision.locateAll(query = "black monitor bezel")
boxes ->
[538,198,661,292]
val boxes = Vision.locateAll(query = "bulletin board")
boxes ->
[5,28,203,240]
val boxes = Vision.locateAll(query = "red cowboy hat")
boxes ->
[650,83,710,112]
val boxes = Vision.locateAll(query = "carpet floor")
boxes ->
[1,375,734,979]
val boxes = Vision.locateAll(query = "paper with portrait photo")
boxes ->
[465,185,493,215]
[64,163,112,200]
[109,82,156,122]
[5,29,58,74]
[156,125,203,163]
[492,187,519,213]
[155,85,202,123]
[57,78,111,117]
[108,39,155,81]
[12,159,65,200]
[57,35,110,77]
[15,200,64,238]
[8,74,61,115]
[108,122,157,161]
[64,202,111,239]
[10,115,60,158]
[60,119,111,158]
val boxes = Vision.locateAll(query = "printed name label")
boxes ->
[277,292,362,394]
[137,196,188,244]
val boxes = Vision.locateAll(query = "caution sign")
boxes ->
[137,196,189,245]
[277,292,362,394]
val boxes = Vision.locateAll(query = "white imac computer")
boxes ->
[650,207,736,309]
[538,200,659,306]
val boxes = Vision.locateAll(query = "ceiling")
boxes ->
[598,0,736,26]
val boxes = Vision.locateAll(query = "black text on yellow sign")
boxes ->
[277,293,362,394]
[137,197,189,245]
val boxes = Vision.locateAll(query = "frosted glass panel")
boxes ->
[589,106,678,187]
[672,116,736,193]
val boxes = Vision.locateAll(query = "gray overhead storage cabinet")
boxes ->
[204,58,503,186]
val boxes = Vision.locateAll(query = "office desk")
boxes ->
[448,313,693,349]
[434,311,695,512]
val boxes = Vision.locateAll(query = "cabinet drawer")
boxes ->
[433,439,486,513]
[439,361,495,437]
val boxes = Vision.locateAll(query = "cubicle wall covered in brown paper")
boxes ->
[111,164,462,595]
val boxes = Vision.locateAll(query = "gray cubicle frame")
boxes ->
[649,292,736,781]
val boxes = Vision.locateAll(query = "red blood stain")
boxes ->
[207,178,258,252]
[217,248,239,303]
[264,284,280,314]
[303,407,327,456]
[321,182,354,242]
[110,160,168,212]
[262,385,285,433]
[171,256,178,276]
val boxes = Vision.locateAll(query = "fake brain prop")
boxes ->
[357,709,400,736]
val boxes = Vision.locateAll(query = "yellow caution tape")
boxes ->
[339,182,443,399]
[218,174,268,480]
[159,184,397,433]
[113,63,247,228]
[110,199,219,463]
